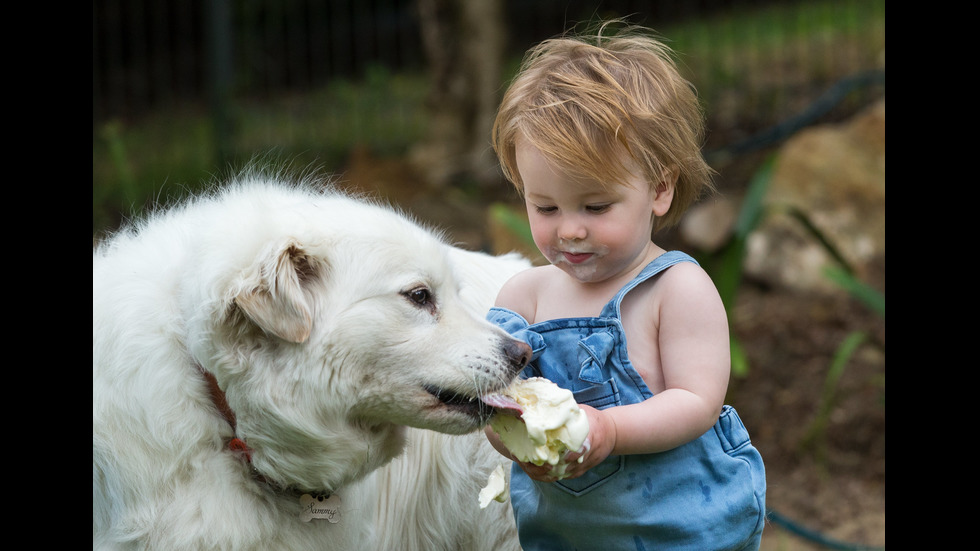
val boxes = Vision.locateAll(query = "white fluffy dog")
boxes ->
[93,173,531,550]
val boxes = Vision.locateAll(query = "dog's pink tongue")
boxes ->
[481,394,524,416]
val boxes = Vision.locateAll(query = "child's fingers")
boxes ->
[562,436,591,463]
[517,460,558,481]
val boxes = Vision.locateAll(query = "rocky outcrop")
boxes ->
[745,98,884,294]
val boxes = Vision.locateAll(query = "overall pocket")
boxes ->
[714,405,751,454]
[555,454,625,495]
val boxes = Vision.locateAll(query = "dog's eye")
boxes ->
[404,287,432,307]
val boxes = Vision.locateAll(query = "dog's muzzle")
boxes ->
[503,338,532,375]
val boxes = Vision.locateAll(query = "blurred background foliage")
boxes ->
[93,0,884,239]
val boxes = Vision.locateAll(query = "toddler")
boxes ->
[484,22,767,550]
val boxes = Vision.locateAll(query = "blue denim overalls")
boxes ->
[487,251,766,551]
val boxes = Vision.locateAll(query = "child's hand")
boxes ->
[514,459,561,481]
[512,405,615,482]
[553,404,615,480]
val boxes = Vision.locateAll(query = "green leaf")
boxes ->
[489,202,535,249]
[823,265,885,317]
[733,154,776,238]
[781,204,855,275]
[730,336,750,378]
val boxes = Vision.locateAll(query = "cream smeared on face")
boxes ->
[540,239,610,282]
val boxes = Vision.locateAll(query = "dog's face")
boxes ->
[199,195,530,488]
[310,230,531,435]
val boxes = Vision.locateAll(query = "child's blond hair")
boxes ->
[492,22,715,232]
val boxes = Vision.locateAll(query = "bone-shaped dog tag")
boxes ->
[299,493,342,523]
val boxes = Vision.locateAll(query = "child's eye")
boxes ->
[585,204,611,213]
[535,205,558,215]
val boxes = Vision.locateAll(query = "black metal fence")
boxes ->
[93,0,884,125]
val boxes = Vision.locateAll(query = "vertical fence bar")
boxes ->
[207,0,234,167]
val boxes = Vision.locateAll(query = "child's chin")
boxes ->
[555,260,601,282]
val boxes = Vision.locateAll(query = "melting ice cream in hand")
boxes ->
[485,377,590,471]
[478,377,591,507]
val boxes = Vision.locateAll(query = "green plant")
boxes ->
[823,265,884,317]
[799,331,869,465]
[798,265,884,465]
[704,152,883,374]
[706,155,776,378]
[705,153,884,466]
[489,202,536,250]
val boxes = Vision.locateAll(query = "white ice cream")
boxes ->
[478,463,509,509]
[487,377,590,479]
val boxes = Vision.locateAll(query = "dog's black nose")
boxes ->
[504,338,533,373]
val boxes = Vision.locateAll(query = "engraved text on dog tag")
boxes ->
[299,493,342,523]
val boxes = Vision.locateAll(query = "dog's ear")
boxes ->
[235,243,316,343]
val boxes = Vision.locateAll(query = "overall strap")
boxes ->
[599,251,699,319]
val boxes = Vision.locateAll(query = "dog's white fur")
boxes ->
[93,174,530,550]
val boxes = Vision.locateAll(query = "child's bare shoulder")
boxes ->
[495,265,557,321]
[659,260,718,293]
[651,259,726,316]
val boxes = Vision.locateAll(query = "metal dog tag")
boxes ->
[299,493,342,523]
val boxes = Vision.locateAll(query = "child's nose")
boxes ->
[557,215,587,241]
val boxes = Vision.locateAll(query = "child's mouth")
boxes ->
[562,252,593,264]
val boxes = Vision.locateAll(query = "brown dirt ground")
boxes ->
[340,151,886,550]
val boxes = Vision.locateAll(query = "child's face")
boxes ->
[515,140,671,284]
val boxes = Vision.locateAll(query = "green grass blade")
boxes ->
[733,154,775,238]
[823,266,885,317]
[489,202,536,249]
